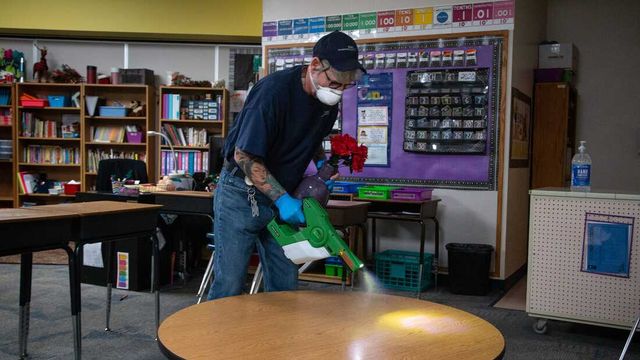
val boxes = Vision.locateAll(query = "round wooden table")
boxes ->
[158,291,504,359]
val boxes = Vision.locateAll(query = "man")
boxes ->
[208,31,365,300]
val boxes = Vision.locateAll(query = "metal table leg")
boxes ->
[19,252,33,359]
[104,242,114,332]
[417,220,426,299]
[70,244,83,360]
[151,234,160,340]
[433,217,440,290]
[371,218,377,257]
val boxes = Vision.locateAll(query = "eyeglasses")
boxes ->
[322,69,356,90]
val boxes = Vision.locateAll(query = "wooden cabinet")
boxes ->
[15,83,83,206]
[83,84,157,190]
[531,82,576,189]
[158,86,228,178]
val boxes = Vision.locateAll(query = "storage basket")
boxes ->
[332,181,365,194]
[47,95,70,108]
[375,250,433,291]
[358,185,398,200]
[391,187,433,201]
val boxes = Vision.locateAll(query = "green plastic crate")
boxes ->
[375,250,433,292]
[357,185,398,200]
[324,264,343,277]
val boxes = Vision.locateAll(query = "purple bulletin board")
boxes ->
[266,35,505,190]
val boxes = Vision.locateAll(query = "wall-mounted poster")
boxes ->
[581,213,634,278]
[509,88,531,168]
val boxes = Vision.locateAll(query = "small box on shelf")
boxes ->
[47,95,70,108]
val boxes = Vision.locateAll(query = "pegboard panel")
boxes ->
[527,195,640,328]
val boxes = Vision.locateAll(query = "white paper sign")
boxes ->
[83,243,104,268]
[358,126,388,145]
[357,106,389,126]
[365,144,388,165]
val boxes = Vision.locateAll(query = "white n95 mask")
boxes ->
[310,70,343,106]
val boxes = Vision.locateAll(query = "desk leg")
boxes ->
[67,244,82,360]
[417,221,426,300]
[433,217,440,290]
[104,242,114,332]
[151,234,160,340]
[19,252,33,359]
[371,218,377,260]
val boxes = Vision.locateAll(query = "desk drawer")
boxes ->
[0,219,73,255]
[326,206,368,227]
[76,209,159,241]
[154,195,212,216]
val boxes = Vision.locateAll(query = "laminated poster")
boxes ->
[365,144,388,165]
[581,213,634,278]
[117,252,130,289]
[357,106,389,126]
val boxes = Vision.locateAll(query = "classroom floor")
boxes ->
[0,264,637,359]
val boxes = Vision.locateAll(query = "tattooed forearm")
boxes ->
[234,147,286,201]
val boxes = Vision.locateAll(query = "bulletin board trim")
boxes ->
[265,30,509,277]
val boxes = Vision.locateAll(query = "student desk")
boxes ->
[158,291,505,359]
[355,197,441,295]
[1,201,162,360]
[0,208,77,359]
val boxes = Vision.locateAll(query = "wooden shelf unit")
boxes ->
[15,83,82,206]
[158,86,229,178]
[83,84,157,190]
[0,83,15,208]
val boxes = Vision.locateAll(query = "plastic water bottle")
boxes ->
[571,140,591,191]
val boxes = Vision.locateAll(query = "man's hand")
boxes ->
[274,193,305,225]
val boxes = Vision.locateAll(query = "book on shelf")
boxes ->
[161,123,208,147]
[0,109,11,125]
[93,125,125,143]
[161,149,208,176]
[21,112,59,138]
[17,171,37,194]
[23,145,80,164]
[86,148,146,173]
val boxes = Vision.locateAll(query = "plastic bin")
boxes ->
[375,250,433,292]
[99,106,129,117]
[21,99,48,108]
[445,243,494,295]
[332,181,365,194]
[47,95,70,108]
[358,185,398,200]
[391,187,433,201]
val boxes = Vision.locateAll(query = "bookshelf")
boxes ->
[158,86,228,177]
[82,84,157,190]
[15,83,82,206]
[0,83,14,208]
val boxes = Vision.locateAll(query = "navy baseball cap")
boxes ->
[313,31,366,74]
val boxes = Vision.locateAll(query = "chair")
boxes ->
[95,159,149,331]
[96,159,148,192]
[196,233,215,304]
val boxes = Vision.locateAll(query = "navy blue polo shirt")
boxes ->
[223,66,338,193]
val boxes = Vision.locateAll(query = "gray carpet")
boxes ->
[0,264,637,359]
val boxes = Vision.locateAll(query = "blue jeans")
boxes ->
[207,169,298,300]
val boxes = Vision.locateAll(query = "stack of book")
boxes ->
[161,123,208,147]
[23,145,80,164]
[86,149,146,173]
[21,113,58,138]
[90,125,126,143]
[161,150,208,175]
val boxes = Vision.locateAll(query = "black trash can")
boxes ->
[446,243,494,295]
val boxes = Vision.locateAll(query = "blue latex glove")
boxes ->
[274,193,305,225]
[316,159,325,170]
[325,179,335,192]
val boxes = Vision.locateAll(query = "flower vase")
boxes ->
[293,163,337,207]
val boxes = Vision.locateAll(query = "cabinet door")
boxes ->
[531,83,570,188]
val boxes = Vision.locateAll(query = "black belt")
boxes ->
[223,160,246,179]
